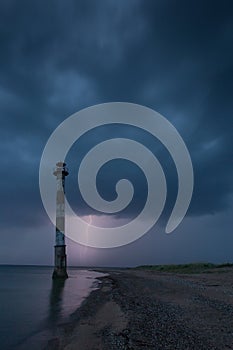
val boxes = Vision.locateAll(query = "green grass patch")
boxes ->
[135,262,233,274]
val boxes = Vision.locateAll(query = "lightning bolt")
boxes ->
[80,214,93,264]
[86,214,93,243]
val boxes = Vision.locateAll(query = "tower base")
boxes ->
[52,268,68,279]
[53,245,68,279]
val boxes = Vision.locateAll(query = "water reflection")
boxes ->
[48,279,66,326]
[46,270,107,328]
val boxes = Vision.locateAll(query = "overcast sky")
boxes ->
[1,0,233,267]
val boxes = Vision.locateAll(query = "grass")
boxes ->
[136,262,233,274]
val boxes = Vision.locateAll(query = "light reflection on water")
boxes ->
[0,266,106,349]
[47,268,102,326]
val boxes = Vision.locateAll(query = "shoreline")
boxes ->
[14,269,108,350]
[44,273,121,350]
[45,267,233,349]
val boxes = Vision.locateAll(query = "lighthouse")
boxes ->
[52,162,69,279]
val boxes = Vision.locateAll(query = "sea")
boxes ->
[0,265,107,350]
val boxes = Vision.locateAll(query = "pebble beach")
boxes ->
[44,266,233,349]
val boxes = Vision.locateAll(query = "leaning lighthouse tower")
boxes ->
[52,162,69,279]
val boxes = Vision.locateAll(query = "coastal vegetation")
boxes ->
[136,262,233,273]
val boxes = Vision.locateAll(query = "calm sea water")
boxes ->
[0,266,106,349]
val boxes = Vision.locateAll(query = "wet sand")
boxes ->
[45,267,233,349]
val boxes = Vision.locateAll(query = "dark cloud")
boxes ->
[1,0,233,264]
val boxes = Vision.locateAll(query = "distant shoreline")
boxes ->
[1,261,232,270]
[135,262,233,273]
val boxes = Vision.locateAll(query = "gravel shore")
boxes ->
[45,267,233,349]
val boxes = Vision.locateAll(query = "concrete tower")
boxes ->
[52,162,69,279]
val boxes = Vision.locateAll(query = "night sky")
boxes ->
[1,0,233,266]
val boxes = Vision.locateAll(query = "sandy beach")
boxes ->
[45,267,233,349]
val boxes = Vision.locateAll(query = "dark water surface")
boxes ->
[0,265,106,349]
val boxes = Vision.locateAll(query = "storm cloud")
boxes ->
[1,0,233,265]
